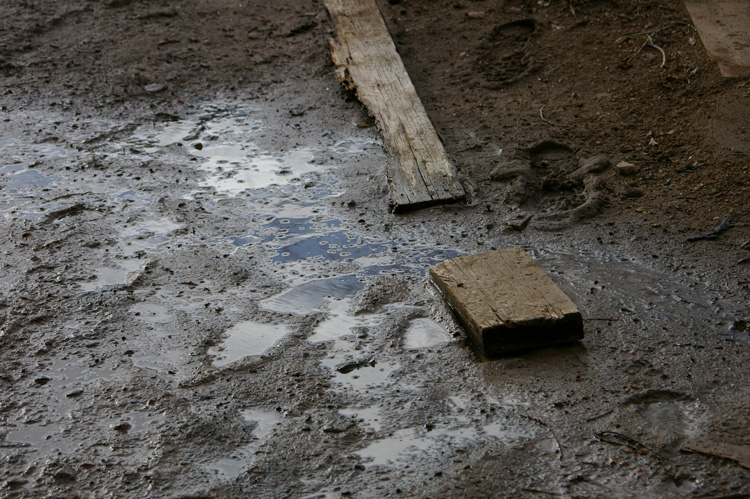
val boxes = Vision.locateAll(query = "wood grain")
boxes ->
[324,0,465,211]
[685,0,750,78]
[430,249,583,356]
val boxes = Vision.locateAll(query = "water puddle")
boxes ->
[118,217,183,255]
[208,321,292,367]
[116,189,152,206]
[273,230,390,263]
[0,198,73,221]
[403,318,450,350]
[339,405,383,432]
[4,357,116,457]
[131,342,187,374]
[110,411,165,434]
[199,149,319,194]
[355,421,530,467]
[130,303,172,324]
[78,258,146,292]
[259,275,365,316]
[308,298,379,343]
[203,407,281,480]
[321,348,400,391]
[0,166,56,190]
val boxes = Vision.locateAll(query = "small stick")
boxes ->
[687,214,735,242]
[645,35,667,68]
[539,106,568,127]
[629,34,667,68]
[523,414,563,461]
[586,409,613,422]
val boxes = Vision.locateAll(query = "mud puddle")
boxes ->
[203,407,282,481]
[2,98,747,496]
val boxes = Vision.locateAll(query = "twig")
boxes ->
[629,34,667,68]
[0,442,31,448]
[568,475,610,490]
[686,215,735,242]
[595,431,659,456]
[539,106,568,127]
[586,409,613,422]
[645,35,667,68]
[523,414,563,460]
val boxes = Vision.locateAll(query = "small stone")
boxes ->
[622,188,644,199]
[731,319,748,333]
[467,11,485,18]
[66,389,84,398]
[113,422,131,433]
[615,161,638,176]
[7,478,27,488]
[144,83,166,93]
[54,468,76,482]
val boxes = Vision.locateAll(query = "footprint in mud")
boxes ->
[624,390,703,439]
[477,19,538,88]
[490,140,611,229]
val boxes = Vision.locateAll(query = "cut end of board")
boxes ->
[430,248,584,357]
[391,189,465,213]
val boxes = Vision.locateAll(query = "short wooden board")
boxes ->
[324,0,465,211]
[430,249,583,356]
[683,439,750,470]
[685,0,750,78]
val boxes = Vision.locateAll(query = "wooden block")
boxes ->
[685,0,750,78]
[430,249,583,356]
[324,0,465,211]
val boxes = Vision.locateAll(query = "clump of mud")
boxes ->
[491,140,611,229]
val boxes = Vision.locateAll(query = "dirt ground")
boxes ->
[1,0,748,497]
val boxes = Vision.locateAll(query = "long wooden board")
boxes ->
[685,0,750,78]
[430,249,583,357]
[324,0,465,212]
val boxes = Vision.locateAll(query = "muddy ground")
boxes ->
[0,0,749,497]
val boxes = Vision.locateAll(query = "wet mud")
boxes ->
[0,0,749,498]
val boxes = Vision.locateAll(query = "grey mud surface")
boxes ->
[1,0,749,498]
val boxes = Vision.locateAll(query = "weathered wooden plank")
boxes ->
[685,0,750,78]
[324,0,465,212]
[430,249,583,356]
[683,439,750,470]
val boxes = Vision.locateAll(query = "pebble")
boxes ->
[615,161,638,176]
[54,468,76,482]
[144,83,166,93]
[113,422,132,433]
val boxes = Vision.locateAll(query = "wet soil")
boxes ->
[1,0,749,497]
